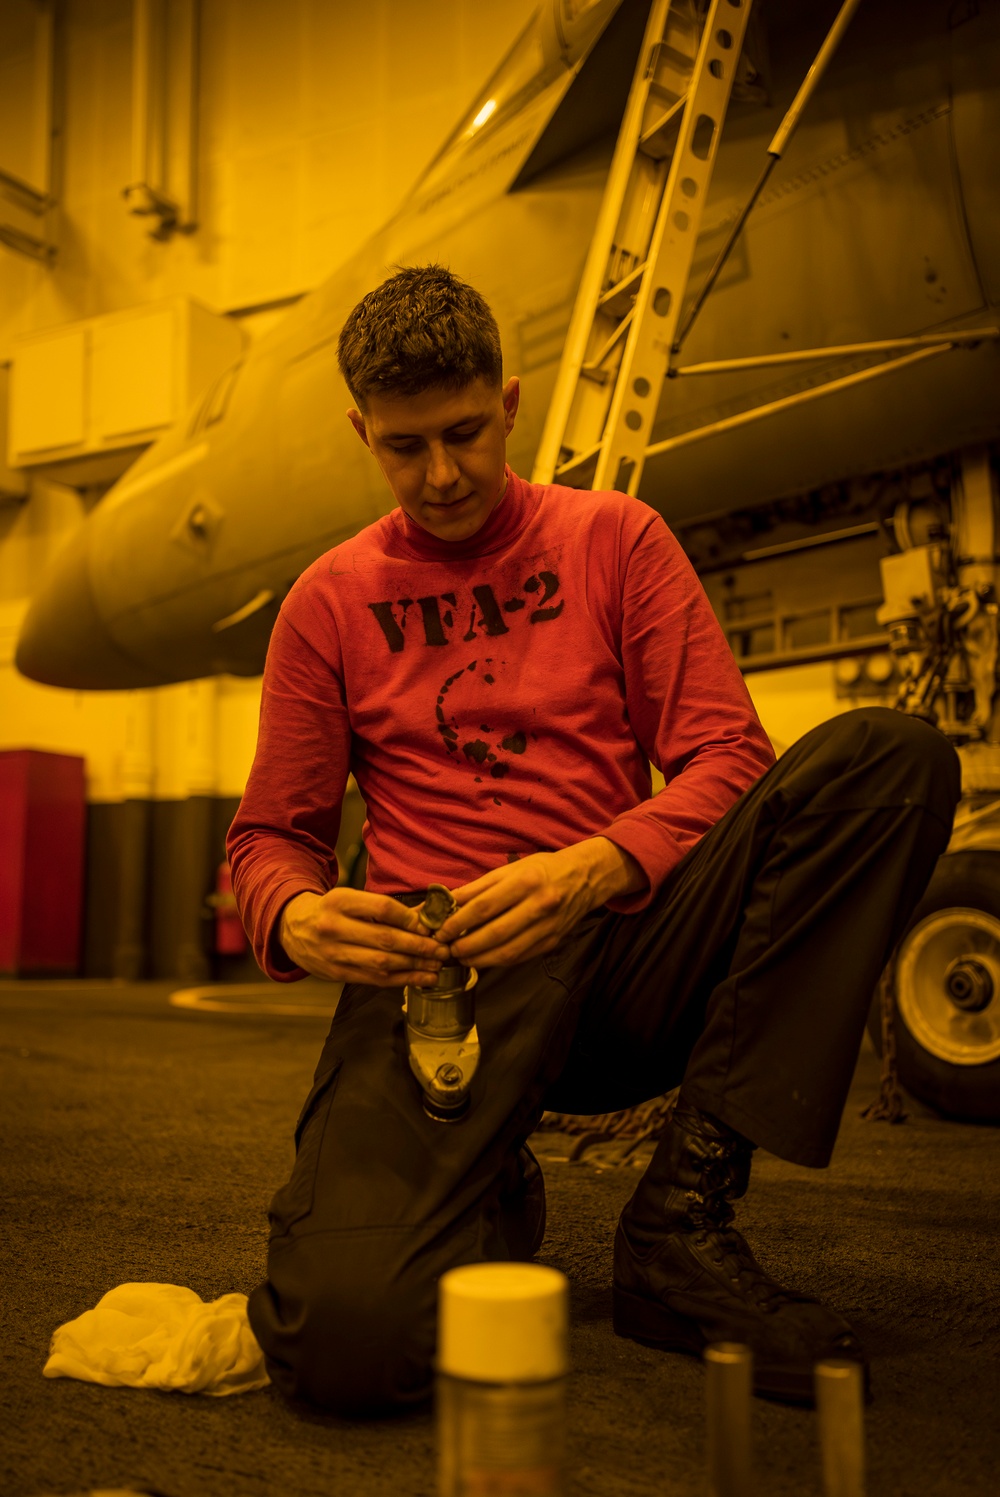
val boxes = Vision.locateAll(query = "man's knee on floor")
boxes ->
[252,1247,437,1416]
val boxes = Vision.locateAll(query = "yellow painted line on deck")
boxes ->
[169,984,339,1018]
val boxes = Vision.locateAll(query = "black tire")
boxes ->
[868,851,1000,1122]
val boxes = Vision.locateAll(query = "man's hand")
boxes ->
[435,838,647,968]
[279,888,451,986]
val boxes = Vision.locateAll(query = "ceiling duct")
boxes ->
[123,0,199,241]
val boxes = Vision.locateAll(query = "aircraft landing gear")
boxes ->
[869,851,1000,1122]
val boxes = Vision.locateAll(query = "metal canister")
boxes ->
[403,884,480,1121]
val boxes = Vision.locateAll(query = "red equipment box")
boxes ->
[0,749,86,976]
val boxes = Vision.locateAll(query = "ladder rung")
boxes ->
[581,308,634,379]
[647,80,685,107]
[598,262,647,318]
[639,95,686,159]
[655,41,698,76]
[554,443,602,488]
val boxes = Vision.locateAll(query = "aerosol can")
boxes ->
[403,884,480,1122]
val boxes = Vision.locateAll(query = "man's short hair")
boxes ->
[337,264,503,408]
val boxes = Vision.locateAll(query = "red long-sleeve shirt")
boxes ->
[227,467,775,980]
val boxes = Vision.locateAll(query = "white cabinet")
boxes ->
[8,298,244,479]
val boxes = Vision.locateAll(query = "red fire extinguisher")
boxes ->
[208,860,248,955]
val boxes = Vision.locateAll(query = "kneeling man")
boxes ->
[228,264,959,1416]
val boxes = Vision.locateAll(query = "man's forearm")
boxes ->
[582,836,649,904]
[279,890,323,967]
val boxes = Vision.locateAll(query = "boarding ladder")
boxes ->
[531,0,755,495]
[534,0,992,497]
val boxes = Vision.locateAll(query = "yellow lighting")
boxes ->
[470,99,497,131]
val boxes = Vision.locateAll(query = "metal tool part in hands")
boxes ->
[405,884,480,1123]
[418,883,459,933]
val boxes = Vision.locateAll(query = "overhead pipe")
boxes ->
[0,1,56,262]
[124,0,199,240]
[672,327,1000,375]
[647,344,951,456]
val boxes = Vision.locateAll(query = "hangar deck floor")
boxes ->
[1,980,997,1497]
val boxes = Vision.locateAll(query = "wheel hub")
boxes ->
[944,956,994,1013]
[896,908,1000,1065]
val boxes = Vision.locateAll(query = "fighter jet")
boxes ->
[15,0,1000,690]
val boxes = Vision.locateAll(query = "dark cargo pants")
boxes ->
[248,708,960,1415]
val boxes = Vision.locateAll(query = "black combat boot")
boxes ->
[612,1099,868,1405]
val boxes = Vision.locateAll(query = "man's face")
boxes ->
[348,375,520,542]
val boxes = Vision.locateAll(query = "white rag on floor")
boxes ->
[43,1283,270,1395]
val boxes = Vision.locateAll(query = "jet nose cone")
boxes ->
[16,531,163,689]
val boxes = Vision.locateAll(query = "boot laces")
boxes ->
[683,1137,750,1220]
[693,1223,795,1313]
[683,1145,792,1314]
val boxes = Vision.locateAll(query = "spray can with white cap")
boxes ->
[436,1262,570,1496]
